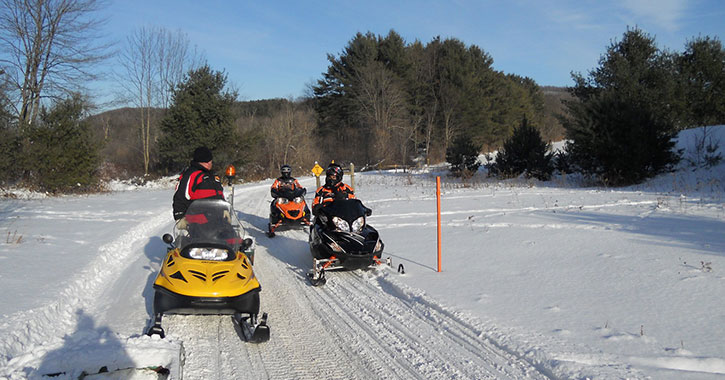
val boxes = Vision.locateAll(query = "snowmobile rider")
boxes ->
[270,164,309,218]
[271,164,304,198]
[172,146,225,221]
[312,163,356,215]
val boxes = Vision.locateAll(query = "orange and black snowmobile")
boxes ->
[268,187,311,237]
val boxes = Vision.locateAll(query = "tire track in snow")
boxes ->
[314,269,551,379]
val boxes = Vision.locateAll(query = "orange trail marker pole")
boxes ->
[436,176,442,272]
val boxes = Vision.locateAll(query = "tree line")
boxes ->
[312,31,548,168]
[457,27,725,185]
[1,0,724,192]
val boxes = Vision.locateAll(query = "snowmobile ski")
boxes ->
[233,312,270,343]
[307,264,327,286]
[146,313,165,338]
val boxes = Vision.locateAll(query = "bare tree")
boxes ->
[0,0,110,129]
[156,28,201,108]
[260,100,317,176]
[440,79,462,155]
[116,26,200,175]
[351,61,409,165]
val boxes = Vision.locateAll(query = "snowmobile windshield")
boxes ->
[174,199,245,255]
[319,199,367,223]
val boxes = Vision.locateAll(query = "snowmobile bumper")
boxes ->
[340,254,381,270]
[153,285,261,316]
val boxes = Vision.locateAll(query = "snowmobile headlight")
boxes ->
[374,239,383,253]
[293,196,304,203]
[351,216,365,233]
[276,197,289,205]
[332,216,349,231]
[188,247,229,261]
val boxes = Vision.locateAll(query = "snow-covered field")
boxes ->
[1,126,724,379]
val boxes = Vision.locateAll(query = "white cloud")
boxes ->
[618,0,689,32]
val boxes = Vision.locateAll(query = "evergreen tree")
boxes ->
[677,36,725,127]
[23,94,101,192]
[0,76,19,185]
[564,27,681,185]
[446,135,481,178]
[0,121,19,186]
[564,93,678,185]
[569,27,680,129]
[489,117,553,180]
[158,65,238,172]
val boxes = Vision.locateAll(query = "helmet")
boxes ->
[325,163,343,187]
[280,164,292,179]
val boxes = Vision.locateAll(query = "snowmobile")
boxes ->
[307,198,387,286]
[267,187,311,237]
[146,198,269,343]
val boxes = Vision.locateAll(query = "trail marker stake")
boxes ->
[436,176,442,272]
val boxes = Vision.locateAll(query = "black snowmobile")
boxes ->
[307,198,387,285]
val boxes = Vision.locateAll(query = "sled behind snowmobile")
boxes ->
[268,187,311,237]
[146,199,269,342]
[307,198,386,285]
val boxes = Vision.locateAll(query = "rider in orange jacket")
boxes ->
[312,163,355,215]
[270,164,310,222]
[271,164,304,197]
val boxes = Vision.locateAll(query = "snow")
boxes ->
[1,126,724,379]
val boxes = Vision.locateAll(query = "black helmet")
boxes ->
[325,163,343,187]
[280,164,292,179]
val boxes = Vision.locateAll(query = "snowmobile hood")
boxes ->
[155,248,260,298]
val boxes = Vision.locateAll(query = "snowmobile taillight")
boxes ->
[351,216,365,233]
[188,247,230,261]
[332,216,349,231]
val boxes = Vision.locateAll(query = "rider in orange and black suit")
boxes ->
[270,164,310,222]
[312,163,356,216]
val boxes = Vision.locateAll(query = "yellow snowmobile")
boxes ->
[146,198,269,343]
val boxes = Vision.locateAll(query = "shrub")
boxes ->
[446,136,481,178]
[23,94,101,192]
[488,118,553,180]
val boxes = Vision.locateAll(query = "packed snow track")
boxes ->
[160,183,552,379]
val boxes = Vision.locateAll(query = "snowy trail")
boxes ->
[158,181,552,379]
[0,193,183,378]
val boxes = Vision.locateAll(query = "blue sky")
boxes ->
[102,0,724,102]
